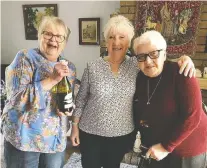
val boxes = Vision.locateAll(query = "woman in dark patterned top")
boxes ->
[2,16,76,168]
[133,30,207,168]
[71,15,195,168]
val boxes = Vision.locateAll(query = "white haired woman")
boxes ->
[71,15,195,168]
[133,30,207,168]
[2,16,76,168]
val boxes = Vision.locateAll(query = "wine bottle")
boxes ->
[52,60,73,113]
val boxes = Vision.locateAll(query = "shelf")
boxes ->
[197,78,207,90]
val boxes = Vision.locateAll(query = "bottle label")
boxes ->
[64,92,73,109]
[56,92,73,113]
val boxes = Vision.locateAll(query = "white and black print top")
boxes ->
[73,56,139,137]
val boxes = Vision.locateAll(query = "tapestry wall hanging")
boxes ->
[135,1,202,58]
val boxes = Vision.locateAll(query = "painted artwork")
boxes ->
[135,1,202,58]
[79,18,100,45]
[23,4,58,40]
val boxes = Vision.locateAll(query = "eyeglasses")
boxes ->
[42,31,65,43]
[135,49,163,62]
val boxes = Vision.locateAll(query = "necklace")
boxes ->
[106,56,126,64]
[147,75,162,105]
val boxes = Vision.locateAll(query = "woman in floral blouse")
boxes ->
[1,16,76,168]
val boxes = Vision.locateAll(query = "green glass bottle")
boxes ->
[52,61,73,113]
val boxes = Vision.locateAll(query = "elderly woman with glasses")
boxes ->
[133,30,207,168]
[1,16,76,168]
[71,15,196,168]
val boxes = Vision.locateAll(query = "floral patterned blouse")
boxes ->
[1,48,76,153]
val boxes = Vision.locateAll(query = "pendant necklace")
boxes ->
[147,75,162,105]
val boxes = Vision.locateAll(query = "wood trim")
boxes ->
[193,53,207,60]
[202,4,207,12]
[200,13,207,21]
[198,78,207,90]
[199,21,207,28]
[196,37,206,44]
[196,45,205,52]
[198,29,207,36]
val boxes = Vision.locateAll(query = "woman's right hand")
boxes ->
[41,61,70,91]
[70,125,80,146]
[51,61,70,83]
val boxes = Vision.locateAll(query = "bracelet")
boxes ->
[72,122,79,125]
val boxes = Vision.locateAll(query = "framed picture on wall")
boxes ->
[22,4,58,40]
[79,18,100,45]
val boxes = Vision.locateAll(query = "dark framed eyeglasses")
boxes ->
[135,49,163,62]
[42,31,65,43]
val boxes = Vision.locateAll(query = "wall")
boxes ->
[1,1,119,79]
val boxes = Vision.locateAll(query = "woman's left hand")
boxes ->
[146,143,169,161]
[178,55,195,78]
[57,104,76,117]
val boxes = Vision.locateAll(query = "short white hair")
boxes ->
[38,16,71,42]
[104,15,134,44]
[133,30,167,54]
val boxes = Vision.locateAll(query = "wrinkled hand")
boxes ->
[57,104,76,117]
[51,61,70,82]
[70,125,80,146]
[146,143,169,161]
[178,55,195,78]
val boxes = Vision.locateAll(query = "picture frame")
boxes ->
[79,18,100,45]
[22,4,58,40]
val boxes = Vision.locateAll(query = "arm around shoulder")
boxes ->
[167,55,195,77]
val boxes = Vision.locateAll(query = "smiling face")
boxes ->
[39,24,66,62]
[136,43,166,77]
[106,30,130,62]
